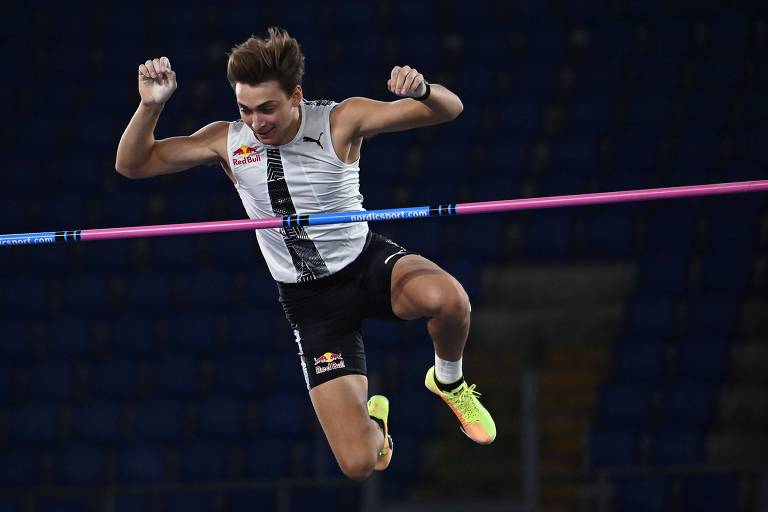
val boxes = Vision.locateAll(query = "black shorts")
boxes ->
[277,231,417,390]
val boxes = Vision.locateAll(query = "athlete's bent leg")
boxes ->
[390,254,470,360]
[390,254,496,444]
[309,374,385,481]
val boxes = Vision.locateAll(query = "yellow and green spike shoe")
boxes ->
[368,395,393,471]
[425,366,496,444]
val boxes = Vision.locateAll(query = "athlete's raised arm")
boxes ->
[331,65,463,140]
[115,56,227,179]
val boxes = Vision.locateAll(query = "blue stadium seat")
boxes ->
[168,312,218,354]
[686,293,741,336]
[90,359,142,400]
[698,250,753,292]
[177,442,231,482]
[0,322,32,361]
[196,396,247,441]
[123,272,172,312]
[523,212,571,260]
[227,310,279,353]
[70,402,124,445]
[176,270,233,311]
[674,336,730,381]
[648,426,704,465]
[0,365,15,406]
[611,129,662,173]
[612,476,669,512]
[53,444,104,485]
[25,361,76,402]
[623,293,677,338]
[670,131,722,174]
[241,437,293,479]
[132,399,185,443]
[112,495,152,512]
[45,315,95,358]
[684,91,732,129]
[551,135,601,173]
[455,218,507,262]
[115,445,166,484]
[705,16,750,55]
[290,484,362,512]
[588,426,639,467]
[80,241,133,273]
[584,208,637,258]
[153,236,201,271]
[36,497,98,512]
[10,403,60,447]
[4,276,47,313]
[658,382,718,426]
[150,356,202,399]
[611,335,666,383]
[634,250,691,293]
[108,313,156,356]
[644,208,699,253]
[595,383,653,426]
[0,498,20,512]
[705,200,762,251]
[210,355,262,397]
[164,491,213,512]
[497,100,544,137]
[258,392,311,437]
[0,448,41,485]
[567,96,614,134]
[391,393,438,435]
[208,234,259,270]
[227,490,278,512]
[681,473,739,512]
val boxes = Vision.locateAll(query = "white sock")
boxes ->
[435,355,463,384]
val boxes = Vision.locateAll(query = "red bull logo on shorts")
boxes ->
[313,352,345,374]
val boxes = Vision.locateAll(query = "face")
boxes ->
[235,80,302,145]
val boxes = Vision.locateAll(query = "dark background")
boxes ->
[0,1,766,511]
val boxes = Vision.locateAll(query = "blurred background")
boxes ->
[1,0,767,511]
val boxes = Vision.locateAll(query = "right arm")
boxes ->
[115,57,227,179]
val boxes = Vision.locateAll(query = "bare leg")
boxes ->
[390,255,471,361]
[309,374,384,481]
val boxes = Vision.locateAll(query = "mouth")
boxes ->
[256,126,275,137]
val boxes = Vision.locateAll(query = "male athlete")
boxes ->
[116,27,495,481]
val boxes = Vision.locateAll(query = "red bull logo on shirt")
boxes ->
[232,145,261,166]
[313,352,345,374]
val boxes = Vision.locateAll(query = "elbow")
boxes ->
[115,162,145,180]
[451,100,464,120]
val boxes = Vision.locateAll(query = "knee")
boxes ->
[337,455,375,481]
[423,282,471,321]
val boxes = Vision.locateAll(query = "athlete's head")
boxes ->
[227,27,305,145]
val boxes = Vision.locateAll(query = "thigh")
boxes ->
[390,254,468,320]
[309,374,371,457]
[278,273,367,390]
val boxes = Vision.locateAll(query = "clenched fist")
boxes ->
[138,56,177,107]
[388,65,428,99]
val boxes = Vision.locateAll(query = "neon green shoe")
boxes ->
[425,366,496,444]
[367,395,393,471]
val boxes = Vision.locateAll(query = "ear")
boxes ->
[291,85,303,106]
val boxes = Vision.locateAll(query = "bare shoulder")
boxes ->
[189,120,230,157]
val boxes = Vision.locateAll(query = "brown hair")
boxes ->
[226,27,305,97]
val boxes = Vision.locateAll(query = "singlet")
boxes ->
[227,99,369,284]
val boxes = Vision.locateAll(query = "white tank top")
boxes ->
[227,99,369,283]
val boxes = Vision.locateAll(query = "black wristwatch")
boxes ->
[414,81,431,101]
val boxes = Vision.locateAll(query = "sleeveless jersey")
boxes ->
[227,99,369,283]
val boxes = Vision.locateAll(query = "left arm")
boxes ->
[332,65,464,139]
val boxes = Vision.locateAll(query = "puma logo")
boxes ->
[303,132,324,149]
[384,250,406,265]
